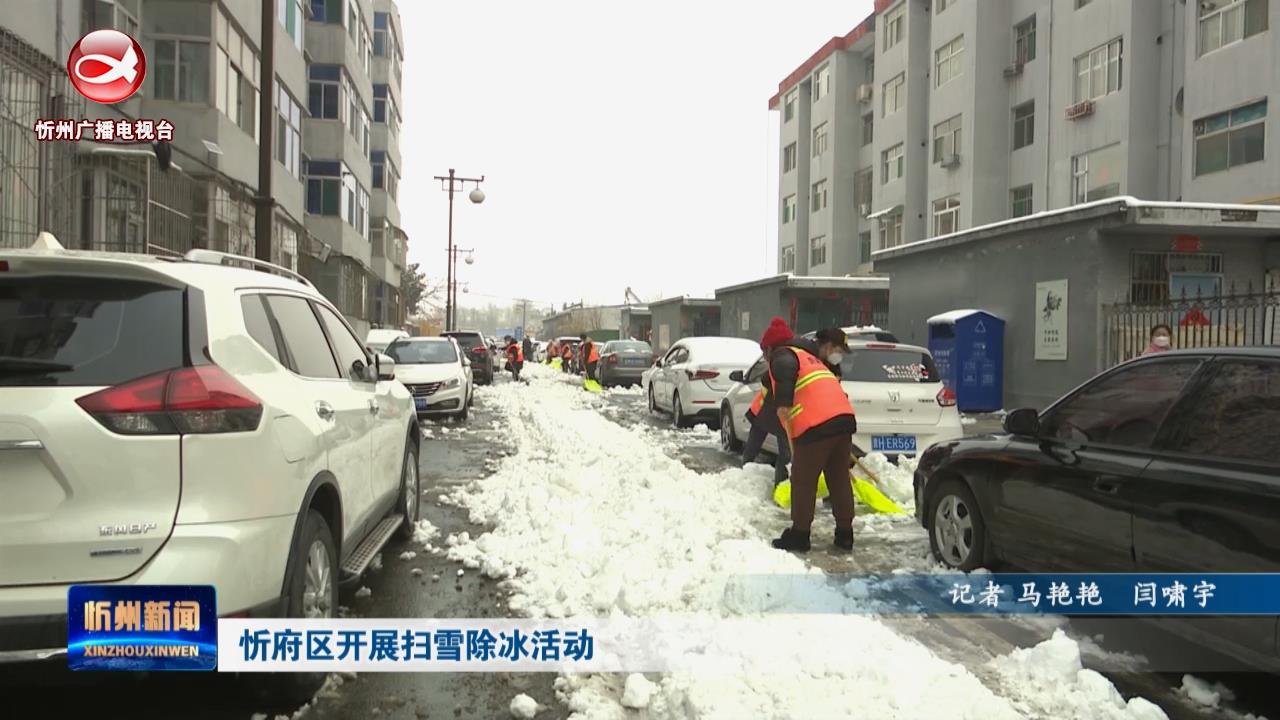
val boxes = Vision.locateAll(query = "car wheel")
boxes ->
[720,406,743,452]
[648,384,658,414]
[393,440,420,540]
[928,479,987,572]
[456,403,469,422]
[672,391,688,429]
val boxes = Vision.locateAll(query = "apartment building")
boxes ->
[769,0,1279,275]
[0,0,407,333]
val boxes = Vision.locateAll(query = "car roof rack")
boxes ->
[182,249,314,288]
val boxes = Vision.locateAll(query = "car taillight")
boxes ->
[471,346,485,355]
[936,386,957,407]
[76,366,263,435]
[0,260,9,271]
[607,354,618,364]
[866,343,898,350]
[687,369,719,381]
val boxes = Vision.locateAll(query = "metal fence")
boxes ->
[1103,283,1279,365]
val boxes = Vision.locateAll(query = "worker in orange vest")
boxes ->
[742,382,791,486]
[546,340,558,364]
[579,333,601,381]
[760,317,856,553]
[504,335,524,381]
[561,341,574,373]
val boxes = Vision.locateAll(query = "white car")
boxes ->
[647,337,761,428]
[0,243,418,701]
[720,339,964,459]
[387,336,474,421]
[366,327,409,355]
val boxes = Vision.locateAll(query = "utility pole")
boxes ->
[253,0,277,262]
[433,169,485,331]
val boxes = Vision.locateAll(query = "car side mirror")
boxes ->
[374,353,395,381]
[1004,408,1040,437]
[654,358,664,368]
[729,370,745,383]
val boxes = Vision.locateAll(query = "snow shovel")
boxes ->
[550,358,562,370]
[583,378,603,394]
[772,469,904,515]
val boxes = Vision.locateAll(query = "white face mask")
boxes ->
[1153,336,1171,348]
[827,352,844,365]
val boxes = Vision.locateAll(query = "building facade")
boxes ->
[0,0,407,334]
[770,0,1280,276]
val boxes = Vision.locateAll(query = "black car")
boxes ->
[800,327,899,344]
[915,347,1280,670]
[442,330,494,385]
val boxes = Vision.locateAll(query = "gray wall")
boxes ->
[650,302,684,353]
[717,284,786,342]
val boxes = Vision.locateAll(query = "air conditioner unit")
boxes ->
[940,153,961,169]
[1003,62,1024,78]
[858,203,870,216]
[1065,100,1096,120]
[857,84,874,103]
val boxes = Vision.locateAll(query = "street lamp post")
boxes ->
[434,169,485,331]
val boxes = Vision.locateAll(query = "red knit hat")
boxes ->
[759,317,794,350]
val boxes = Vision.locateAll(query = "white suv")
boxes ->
[0,243,418,696]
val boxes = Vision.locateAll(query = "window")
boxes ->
[859,232,872,262]
[811,179,828,212]
[308,64,341,119]
[317,304,370,380]
[347,0,360,39]
[1129,251,1223,304]
[879,211,903,249]
[374,85,400,137]
[781,245,796,272]
[1198,0,1268,56]
[783,90,797,122]
[782,194,797,224]
[936,0,955,13]
[85,0,140,37]
[1167,359,1280,464]
[305,160,343,216]
[812,122,829,157]
[812,64,830,103]
[275,82,302,179]
[278,0,305,51]
[783,143,797,173]
[241,295,283,364]
[1072,144,1122,204]
[1010,185,1034,218]
[854,168,873,209]
[1194,100,1267,176]
[882,143,904,183]
[809,236,828,266]
[883,3,905,50]
[932,115,962,163]
[266,295,341,379]
[1074,38,1123,103]
[372,151,399,201]
[1042,360,1203,449]
[1014,16,1036,64]
[932,195,960,236]
[861,113,874,146]
[883,73,905,116]
[151,39,210,103]
[211,8,260,136]
[935,36,965,87]
[310,0,342,23]
[1013,102,1035,149]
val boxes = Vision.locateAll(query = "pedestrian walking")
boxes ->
[580,333,600,381]
[504,335,524,381]
[760,317,858,554]
[1142,324,1173,355]
[522,336,534,366]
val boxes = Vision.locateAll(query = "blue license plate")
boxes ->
[872,435,917,453]
[415,398,428,410]
[625,357,648,366]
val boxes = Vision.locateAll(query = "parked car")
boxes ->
[648,337,761,428]
[799,325,899,344]
[720,340,963,459]
[442,330,494,385]
[366,327,410,355]
[914,347,1280,672]
[386,337,473,421]
[0,243,419,700]
[597,340,654,387]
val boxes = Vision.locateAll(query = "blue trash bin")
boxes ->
[927,310,1004,413]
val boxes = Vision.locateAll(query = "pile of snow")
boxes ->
[413,519,439,549]
[857,452,917,507]
[1180,674,1235,709]
[990,630,1167,720]
[353,586,372,599]
[509,693,539,719]
[443,370,1159,719]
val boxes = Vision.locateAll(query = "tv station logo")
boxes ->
[67,585,217,671]
[36,29,174,145]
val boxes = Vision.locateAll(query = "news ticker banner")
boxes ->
[69,575,1280,672]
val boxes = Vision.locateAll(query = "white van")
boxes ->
[366,328,410,355]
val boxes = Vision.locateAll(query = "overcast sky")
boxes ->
[397,0,874,312]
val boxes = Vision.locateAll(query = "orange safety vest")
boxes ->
[768,346,854,440]
[508,343,524,363]
[562,344,573,359]
[749,387,768,415]
[583,341,600,364]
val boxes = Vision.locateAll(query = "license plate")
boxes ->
[415,398,428,410]
[625,357,647,366]
[872,435,917,453]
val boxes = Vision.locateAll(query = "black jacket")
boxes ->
[766,340,856,445]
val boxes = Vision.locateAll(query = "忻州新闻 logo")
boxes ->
[67,585,217,671]
[67,29,146,104]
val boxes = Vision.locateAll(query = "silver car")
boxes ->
[597,340,654,387]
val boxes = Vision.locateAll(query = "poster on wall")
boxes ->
[658,324,671,351]
[1035,279,1069,361]
[740,311,751,332]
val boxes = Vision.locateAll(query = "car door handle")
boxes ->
[0,439,43,451]
[315,401,335,421]
[1093,478,1122,495]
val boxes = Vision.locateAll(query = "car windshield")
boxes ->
[387,341,458,364]
[607,341,651,353]
[843,348,940,383]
